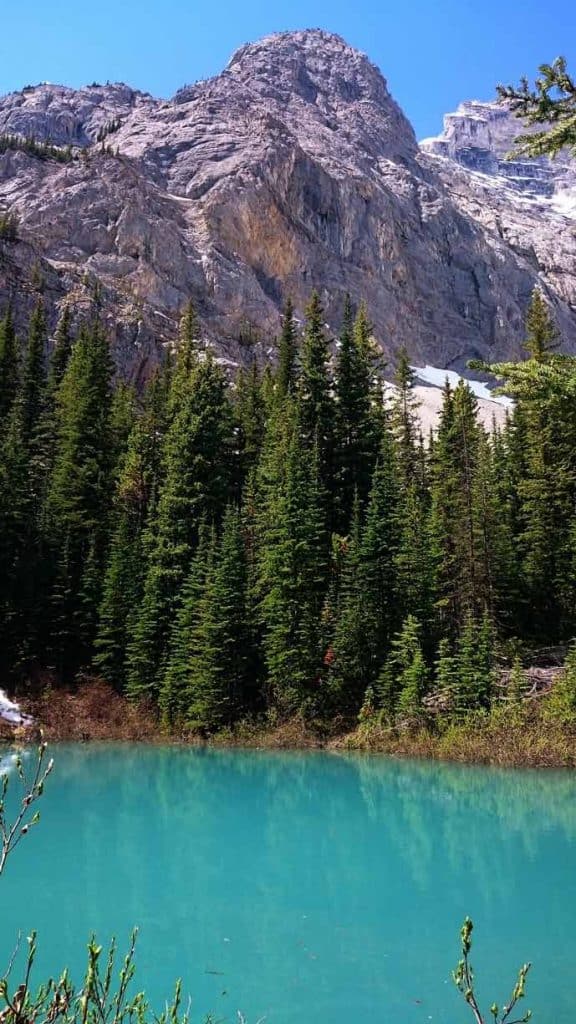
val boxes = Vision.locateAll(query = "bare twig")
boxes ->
[0,742,53,877]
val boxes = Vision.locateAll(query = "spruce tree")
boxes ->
[257,402,328,715]
[93,375,169,690]
[19,298,47,447]
[359,427,402,671]
[126,354,234,698]
[48,305,73,391]
[390,348,420,487]
[235,361,265,485]
[452,614,494,714]
[44,321,114,674]
[161,507,253,730]
[298,291,335,504]
[376,615,428,720]
[159,522,215,722]
[276,297,298,398]
[0,307,19,422]
[524,288,558,362]
[328,495,370,713]
[333,299,381,532]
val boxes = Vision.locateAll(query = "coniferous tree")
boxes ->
[328,495,370,712]
[333,299,381,532]
[159,521,215,721]
[276,297,298,399]
[94,373,170,689]
[127,353,235,698]
[298,291,335,506]
[235,361,265,485]
[0,307,19,422]
[376,615,428,720]
[162,506,253,729]
[434,637,458,703]
[390,348,420,487]
[524,287,558,362]
[430,381,497,635]
[497,57,576,158]
[452,614,494,714]
[19,298,47,448]
[44,321,114,674]
[48,305,73,390]
[359,427,402,671]
[257,402,328,715]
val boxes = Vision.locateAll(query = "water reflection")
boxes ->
[1,745,575,1024]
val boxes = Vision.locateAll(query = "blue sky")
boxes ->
[1,0,575,138]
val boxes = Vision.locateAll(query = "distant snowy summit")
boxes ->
[420,99,576,216]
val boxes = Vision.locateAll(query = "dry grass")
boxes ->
[17,678,160,743]
[337,703,576,768]
[2,683,575,768]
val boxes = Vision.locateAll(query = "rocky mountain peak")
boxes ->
[226,29,390,106]
[0,31,575,379]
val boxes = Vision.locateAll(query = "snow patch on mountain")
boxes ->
[412,365,513,406]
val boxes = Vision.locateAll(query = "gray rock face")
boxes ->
[420,100,576,199]
[0,30,575,375]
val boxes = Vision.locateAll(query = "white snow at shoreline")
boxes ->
[0,689,33,727]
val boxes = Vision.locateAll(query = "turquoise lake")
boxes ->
[1,745,576,1023]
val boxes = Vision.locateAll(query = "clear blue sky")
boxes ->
[1,0,575,139]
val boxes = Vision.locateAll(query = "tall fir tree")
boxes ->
[44,321,114,674]
[126,353,235,698]
[276,297,298,399]
[0,306,19,422]
[298,291,335,506]
[161,507,253,729]
[333,299,381,532]
[257,402,328,715]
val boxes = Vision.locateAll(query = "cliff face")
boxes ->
[0,30,575,374]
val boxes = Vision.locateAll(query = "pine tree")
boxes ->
[524,288,558,362]
[298,291,335,503]
[452,614,494,714]
[327,495,370,713]
[395,481,436,634]
[359,428,402,671]
[276,297,298,398]
[48,305,73,391]
[44,321,114,674]
[93,376,168,690]
[126,354,235,698]
[497,57,576,159]
[0,405,33,673]
[256,402,328,715]
[169,301,200,411]
[430,380,498,634]
[376,615,428,720]
[235,361,265,485]
[0,307,19,422]
[19,298,47,447]
[159,522,215,722]
[390,347,420,487]
[161,507,253,730]
[333,299,381,532]
[434,637,458,705]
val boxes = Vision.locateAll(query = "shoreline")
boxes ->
[1,680,576,769]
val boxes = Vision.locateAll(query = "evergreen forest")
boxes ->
[1,286,576,734]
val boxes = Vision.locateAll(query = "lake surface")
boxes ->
[1,746,576,1024]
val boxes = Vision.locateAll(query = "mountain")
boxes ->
[0,29,575,376]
